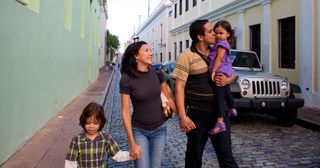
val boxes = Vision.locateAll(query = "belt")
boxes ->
[186,91,214,96]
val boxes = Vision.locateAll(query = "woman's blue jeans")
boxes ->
[132,121,167,168]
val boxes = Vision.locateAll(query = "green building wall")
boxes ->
[0,0,103,164]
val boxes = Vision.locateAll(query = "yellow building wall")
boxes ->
[225,13,238,29]
[270,0,300,84]
[243,5,262,50]
[224,14,238,47]
[212,0,233,10]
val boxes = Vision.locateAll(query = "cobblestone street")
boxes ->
[104,70,320,168]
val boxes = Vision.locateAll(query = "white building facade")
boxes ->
[135,0,172,63]
[135,0,320,108]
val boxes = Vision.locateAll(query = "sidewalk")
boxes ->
[1,70,113,168]
[298,106,320,130]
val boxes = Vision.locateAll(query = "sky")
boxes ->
[107,0,162,52]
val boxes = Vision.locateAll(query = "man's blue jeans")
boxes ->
[132,121,167,168]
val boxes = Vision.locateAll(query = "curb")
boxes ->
[297,118,320,131]
[99,70,115,106]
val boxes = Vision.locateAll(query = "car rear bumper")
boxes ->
[234,98,304,109]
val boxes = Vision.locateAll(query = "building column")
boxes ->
[300,0,317,106]
[261,0,271,72]
[207,0,212,12]
[236,10,245,50]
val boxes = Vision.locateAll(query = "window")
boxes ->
[249,24,261,61]
[193,0,197,7]
[185,0,189,12]
[169,52,172,60]
[278,17,295,69]
[174,3,177,18]
[174,42,177,59]
[160,23,163,45]
[179,0,182,15]
[186,39,189,48]
[169,10,172,17]
[229,29,237,49]
[179,41,183,53]
[160,53,163,62]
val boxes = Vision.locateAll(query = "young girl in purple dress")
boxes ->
[208,20,237,135]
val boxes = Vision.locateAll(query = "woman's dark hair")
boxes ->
[189,19,209,47]
[120,41,147,78]
[214,20,235,48]
[79,102,106,131]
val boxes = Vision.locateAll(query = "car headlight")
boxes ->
[241,79,250,89]
[281,80,288,90]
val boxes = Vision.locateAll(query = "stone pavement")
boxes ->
[104,69,320,168]
[0,70,113,168]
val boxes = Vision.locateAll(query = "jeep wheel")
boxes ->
[277,108,298,127]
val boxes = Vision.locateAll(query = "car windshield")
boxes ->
[230,51,260,68]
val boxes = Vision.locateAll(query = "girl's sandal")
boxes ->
[208,122,226,135]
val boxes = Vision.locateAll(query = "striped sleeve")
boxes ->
[65,136,79,161]
[172,49,191,82]
[105,133,120,157]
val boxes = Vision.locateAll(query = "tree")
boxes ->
[106,30,120,61]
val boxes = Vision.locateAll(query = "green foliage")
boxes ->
[106,30,120,60]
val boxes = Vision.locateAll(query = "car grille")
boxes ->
[252,80,280,96]
[241,78,289,98]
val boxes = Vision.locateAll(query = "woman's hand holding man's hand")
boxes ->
[179,116,196,132]
[130,143,142,160]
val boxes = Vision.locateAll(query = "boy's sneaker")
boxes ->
[208,122,226,135]
[228,108,237,117]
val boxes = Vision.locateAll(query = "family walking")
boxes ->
[65,20,238,168]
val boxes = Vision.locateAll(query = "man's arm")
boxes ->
[175,79,196,132]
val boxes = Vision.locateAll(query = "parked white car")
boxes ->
[229,50,304,126]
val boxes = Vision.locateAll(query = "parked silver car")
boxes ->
[229,49,304,126]
[159,61,175,93]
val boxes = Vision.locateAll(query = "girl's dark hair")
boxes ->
[214,20,235,48]
[79,102,106,131]
[189,19,209,47]
[120,41,147,78]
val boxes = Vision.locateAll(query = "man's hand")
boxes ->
[211,71,216,81]
[214,72,235,86]
[179,116,196,132]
